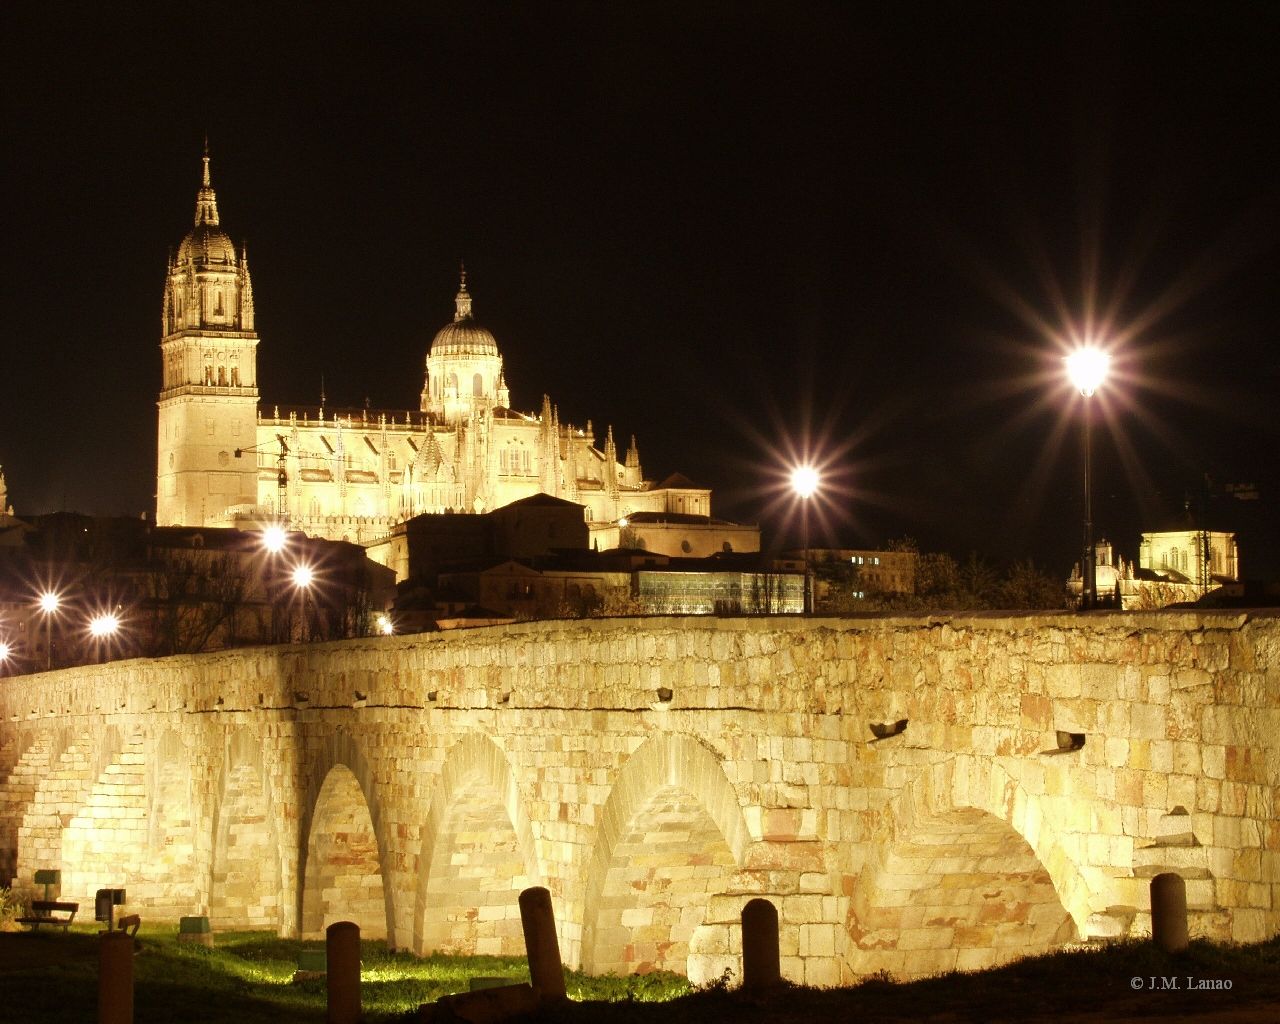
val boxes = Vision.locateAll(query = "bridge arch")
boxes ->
[210,728,283,930]
[298,732,392,941]
[580,732,751,976]
[0,733,57,888]
[849,755,1083,978]
[14,725,125,896]
[412,733,541,957]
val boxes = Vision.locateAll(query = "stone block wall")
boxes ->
[0,610,1276,985]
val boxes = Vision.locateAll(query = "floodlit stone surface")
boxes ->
[0,611,1277,983]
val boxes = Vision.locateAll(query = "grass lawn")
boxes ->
[1,926,1276,1023]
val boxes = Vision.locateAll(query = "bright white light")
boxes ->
[377,615,394,636]
[262,525,287,554]
[292,565,315,589]
[89,614,120,638]
[790,465,820,499]
[39,592,61,614]
[1066,347,1110,397]
[618,517,629,528]
[0,641,11,662]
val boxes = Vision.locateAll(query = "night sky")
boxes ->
[4,3,1278,576]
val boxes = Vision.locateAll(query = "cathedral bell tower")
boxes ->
[156,145,260,526]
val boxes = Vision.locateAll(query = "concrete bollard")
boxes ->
[741,898,781,990]
[518,886,566,1002]
[325,921,361,1024]
[1151,872,1189,953]
[99,930,134,1024]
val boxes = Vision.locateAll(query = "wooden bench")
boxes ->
[17,900,79,932]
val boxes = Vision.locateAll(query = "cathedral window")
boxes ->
[388,452,396,470]
[231,367,240,386]
[218,367,227,386]
[215,290,224,316]
[448,373,458,395]
[205,365,214,385]
[522,450,531,474]
[473,373,483,397]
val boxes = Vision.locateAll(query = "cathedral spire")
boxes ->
[453,261,473,322]
[194,140,221,227]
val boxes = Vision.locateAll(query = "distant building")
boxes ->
[434,549,801,620]
[792,548,918,609]
[1067,532,1240,610]
[0,515,394,672]
[153,148,737,550]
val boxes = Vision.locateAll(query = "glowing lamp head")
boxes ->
[790,465,820,499]
[89,613,120,638]
[1066,347,1110,397]
[617,517,629,528]
[377,614,394,636]
[39,592,60,615]
[262,525,287,554]
[0,641,11,662]
[292,565,315,589]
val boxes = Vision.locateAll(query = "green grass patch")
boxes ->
[0,924,688,1022]
[2,927,1276,1023]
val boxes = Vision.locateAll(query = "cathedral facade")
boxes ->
[155,151,711,547]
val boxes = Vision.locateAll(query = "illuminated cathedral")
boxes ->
[155,149,712,548]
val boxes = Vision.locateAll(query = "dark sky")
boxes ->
[4,2,1279,575]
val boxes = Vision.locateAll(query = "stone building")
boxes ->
[155,148,729,553]
[1067,533,1241,610]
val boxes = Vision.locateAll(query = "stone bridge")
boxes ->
[1,612,1277,985]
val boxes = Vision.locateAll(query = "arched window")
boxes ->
[472,372,483,397]
[215,290,224,316]
[218,367,227,386]
[448,373,458,395]
[230,367,240,386]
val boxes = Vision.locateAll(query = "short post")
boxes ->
[325,921,361,1024]
[99,930,134,1024]
[518,886,566,1002]
[741,898,781,990]
[1151,872,1189,953]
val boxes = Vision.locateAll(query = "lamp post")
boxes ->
[38,591,60,671]
[261,525,288,642]
[790,465,820,614]
[88,612,121,664]
[1065,347,1109,610]
[292,564,315,642]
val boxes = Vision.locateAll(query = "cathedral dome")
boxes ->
[428,270,499,358]
[430,318,499,358]
[175,145,238,267]
[177,223,238,266]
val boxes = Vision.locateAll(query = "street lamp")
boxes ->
[261,524,287,554]
[38,591,60,671]
[790,465,820,614]
[88,612,121,663]
[0,640,11,676]
[292,564,315,642]
[376,613,394,636]
[1066,346,1110,610]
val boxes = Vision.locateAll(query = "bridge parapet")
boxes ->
[1,611,1276,984]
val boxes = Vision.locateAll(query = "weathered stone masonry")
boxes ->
[1,611,1277,984]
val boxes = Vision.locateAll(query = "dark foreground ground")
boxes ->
[1,928,1276,1023]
